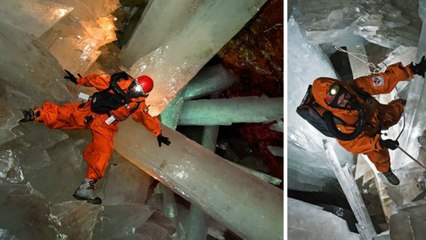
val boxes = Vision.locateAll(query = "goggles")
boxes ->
[129,80,148,97]
[133,81,144,94]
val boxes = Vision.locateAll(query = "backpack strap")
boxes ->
[129,102,140,114]
[110,71,130,101]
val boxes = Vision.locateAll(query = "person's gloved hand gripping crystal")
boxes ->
[411,56,426,77]
[157,134,171,147]
[379,139,399,150]
[64,69,82,84]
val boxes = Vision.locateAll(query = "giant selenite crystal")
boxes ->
[0,0,282,238]
[39,0,120,74]
[0,1,178,238]
[0,22,73,105]
[121,0,204,67]
[291,0,421,49]
[0,20,74,145]
[401,0,426,170]
[389,200,426,239]
[126,0,268,116]
[178,96,283,126]
[115,120,283,240]
[288,16,354,193]
[182,64,236,100]
[323,140,376,239]
[161,63,236,128]
[0,0,73,38]
[288,198,360,240]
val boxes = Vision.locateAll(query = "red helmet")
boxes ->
[136,75,154,94]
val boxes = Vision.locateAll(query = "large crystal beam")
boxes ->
[161,91,186,130]
[401,0,426,166]
[38,0,119,74]
[187,205,208,240]
[346,44,395,225]
[157,184,180,236]
[323,140,376,239]
[187,125,218,240]
[0,0,73,38]
[0,21,73,104]
[178,96,283,126]
[288,198,360,240]
[127,0,267,115]
[161,63,235,128]
[287,16,339,192]
[121,0,203,67]
[182,64,236,100]
[227,160,282,186]
[389,200,426,239]
[115,120,283,240]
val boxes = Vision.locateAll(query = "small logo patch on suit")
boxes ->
[372,76,384,86]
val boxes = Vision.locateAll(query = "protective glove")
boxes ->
[64,69,81,84]
[157,134,171,147]
[411,56,426,77]
[379,139,399,150]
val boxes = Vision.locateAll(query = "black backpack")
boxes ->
[90,90,129,114]
[90,72,131,114]
[296,85,335,137]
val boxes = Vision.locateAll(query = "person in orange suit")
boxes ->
[20,70,171,204]
[311,57,426,185]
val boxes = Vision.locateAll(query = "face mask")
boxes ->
[128,80,148,98]
[326,84,353,108]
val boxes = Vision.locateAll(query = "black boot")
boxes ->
[19,108,36,122]
[383,170,400,185]
[72,179,102,204]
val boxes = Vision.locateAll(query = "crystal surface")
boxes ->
[323,140,376,239]
[121,0,203,67]
[179,96,283,126]
[0,0,282,239]
[288,16,355,193]
[288,198,360,240]
[39,0,119,74]
[289,0,426,238]
[0,0,73,38]
[127,0,268,116]
[115,120,283,240]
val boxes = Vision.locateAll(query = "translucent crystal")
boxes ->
[0,0,73,37]
[179,96,283,126]
[127,0,268,115]
[323,140,376,239]
[288,198,360,240]
[115,119,283,240]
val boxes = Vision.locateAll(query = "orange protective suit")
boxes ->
[311,62,414,172]
[35,73,162,180]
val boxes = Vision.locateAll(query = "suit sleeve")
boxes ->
[349,62,414,95]
[131,101,162,136]
[76,74,110,91]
